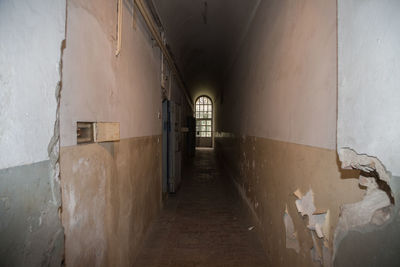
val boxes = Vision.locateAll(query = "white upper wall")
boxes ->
[221,0,337,150]
[0,0,66,169]
[338,0,400,176]
[61,0,163,147]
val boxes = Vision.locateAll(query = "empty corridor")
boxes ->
[134,148,269,267]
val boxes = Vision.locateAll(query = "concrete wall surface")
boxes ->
[334,176,400,267]
[220,0,337,150]
[338,0,400,176]
[0,0,65,169]
[216,135,363,266]
[336,1,400,266]
[61,137,162,266]
[60,0,190,264]
[0,161,64,267]
[216,0,393,266]
[0,0,66,266]
[217,0,400,266]
[217,0,345,264]
[61,0,162,147]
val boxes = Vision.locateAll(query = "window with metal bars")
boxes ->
[195,96,212,137]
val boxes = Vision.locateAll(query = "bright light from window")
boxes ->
[195,96,212,137]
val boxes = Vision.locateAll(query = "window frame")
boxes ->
[195,96,213,138]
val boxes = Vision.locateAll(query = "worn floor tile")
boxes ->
[134,149,268,267]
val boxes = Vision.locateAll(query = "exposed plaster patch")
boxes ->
[334,148,394,259]
[322,245,332,267]
[338,148,391,185]
[294,189,330,240]
[48,36,66,207]
[283,205,300,253]
[294,189,331,266]
[72,158,89,173]
[36,35,66,267]
[67,186,78,228]
[310,231,322,264]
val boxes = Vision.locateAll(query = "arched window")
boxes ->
[195,96,212,139]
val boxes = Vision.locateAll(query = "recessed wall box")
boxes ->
[77,122,94,144]
[77,122,120,144]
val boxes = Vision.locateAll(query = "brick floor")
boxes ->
[133,148,269,267]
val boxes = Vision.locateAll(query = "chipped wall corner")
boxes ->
[334,148,398,263]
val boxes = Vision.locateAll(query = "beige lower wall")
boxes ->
[60,135,162,267]
[215,134,364,266]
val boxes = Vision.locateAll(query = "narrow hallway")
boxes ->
[134,149,268,267]
[2,1,400,266]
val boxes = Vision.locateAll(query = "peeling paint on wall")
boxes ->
[294,188,331,266]
[338,148,391,186]
[215,135,363,267]
[284,205,300,253]
[334,148,394,259]
[336,1,400,264]
[294,189,330,241]
[310,231,322,264]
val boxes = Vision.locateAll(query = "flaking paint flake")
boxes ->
[283,205,300,253]
[294,188,331,266]
[334,148,394,259]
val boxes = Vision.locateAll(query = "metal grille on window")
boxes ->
[195,96,212,137]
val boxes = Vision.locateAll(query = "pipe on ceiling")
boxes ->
[134,0,194,111]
